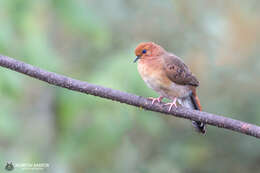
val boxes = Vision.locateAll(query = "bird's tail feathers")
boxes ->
[190,88,202,111]
[190,88,206,134]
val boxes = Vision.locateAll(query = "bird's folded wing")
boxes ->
[163,54,199,86]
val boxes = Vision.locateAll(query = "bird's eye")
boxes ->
[142,49,147,54]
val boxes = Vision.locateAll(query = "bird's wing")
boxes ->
[163,53,199,86]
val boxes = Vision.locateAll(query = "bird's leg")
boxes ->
[164,97,178,111]
[148,96,164,104]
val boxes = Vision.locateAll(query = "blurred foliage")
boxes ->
[0,0,260,173]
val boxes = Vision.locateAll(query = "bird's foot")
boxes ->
[164,98,178,111]
[148,96,164,104]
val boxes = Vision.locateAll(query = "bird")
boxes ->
[134,42,206,134]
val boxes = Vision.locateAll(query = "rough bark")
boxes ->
[0,54,260,139]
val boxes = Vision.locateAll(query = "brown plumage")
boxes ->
[134,42,206,134]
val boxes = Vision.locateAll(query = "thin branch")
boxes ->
[0,54,260,139]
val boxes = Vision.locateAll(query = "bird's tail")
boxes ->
[189,89,206,134]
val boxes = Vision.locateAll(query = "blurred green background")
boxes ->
[0,0,260,172]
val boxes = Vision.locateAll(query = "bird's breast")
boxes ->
[138,59,171,94]
[137,59,191,98]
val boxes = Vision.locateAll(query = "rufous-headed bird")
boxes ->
[134,42,206,134]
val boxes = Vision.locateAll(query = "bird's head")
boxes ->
[134,42,165,63]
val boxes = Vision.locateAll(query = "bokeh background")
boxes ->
[0,0,260,172]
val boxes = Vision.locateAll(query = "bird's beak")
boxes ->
[133,55,140,63]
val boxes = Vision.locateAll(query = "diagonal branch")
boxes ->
[0,54,260,139]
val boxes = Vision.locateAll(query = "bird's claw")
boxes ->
[164,98,177,111]
[148,96,163,104]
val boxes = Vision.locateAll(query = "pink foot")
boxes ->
[148,96,164,104]
[164,98,177,111]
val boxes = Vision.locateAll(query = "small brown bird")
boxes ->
[134,42,206,134]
